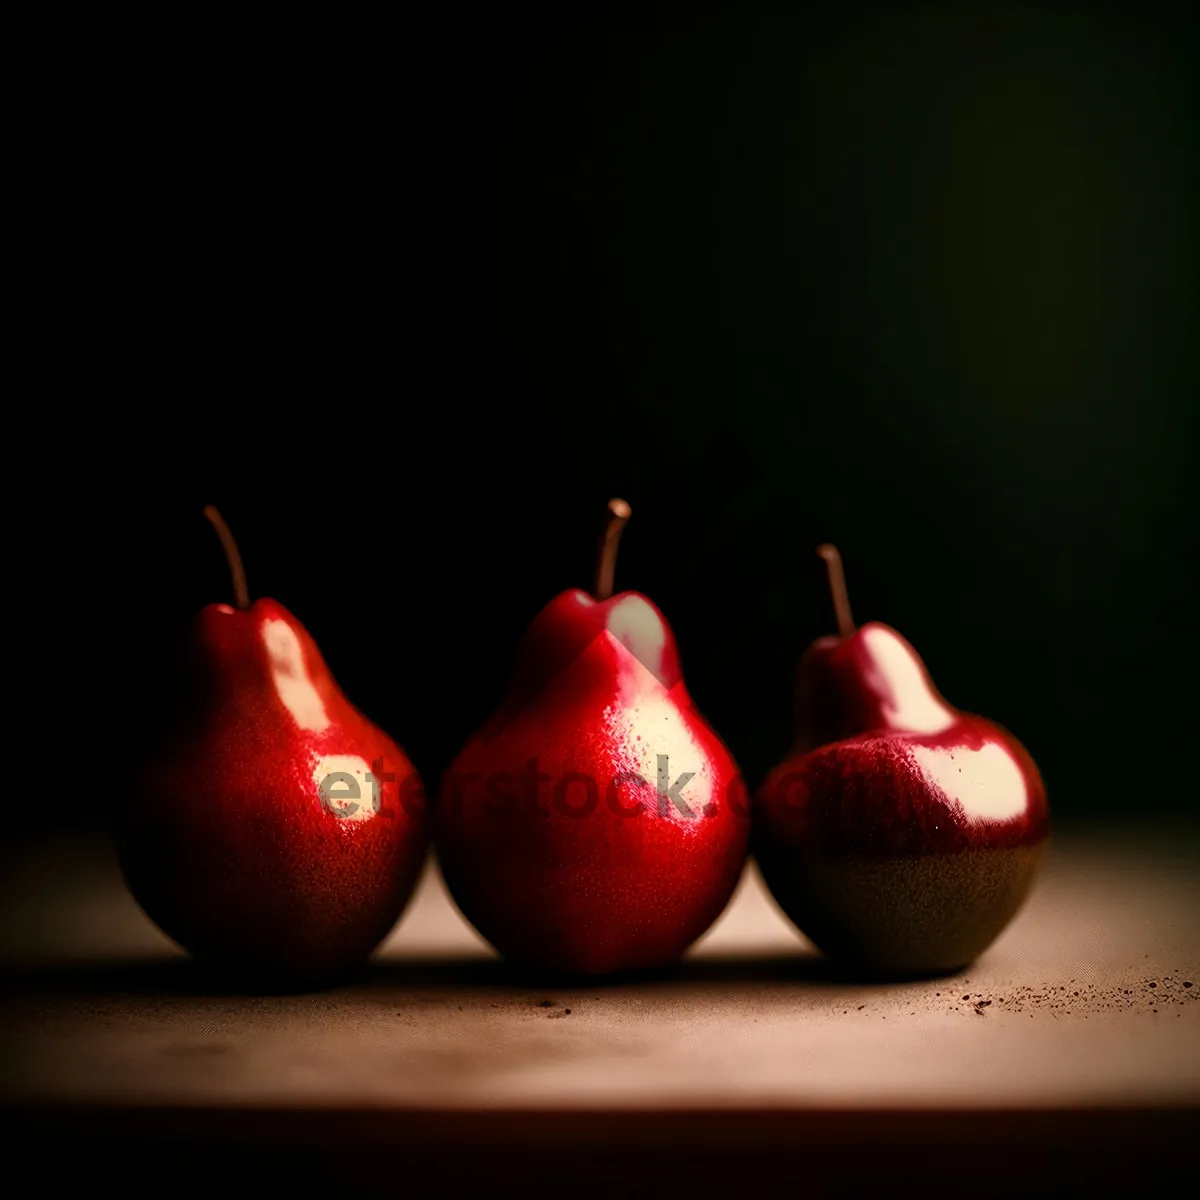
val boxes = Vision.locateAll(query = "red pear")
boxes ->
[118,508,427,984]
[754,545,1049,976]
[432,500,749,975]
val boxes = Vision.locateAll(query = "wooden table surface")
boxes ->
[2,825,1198,1195]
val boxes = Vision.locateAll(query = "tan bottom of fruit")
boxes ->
[760,841,1047,977]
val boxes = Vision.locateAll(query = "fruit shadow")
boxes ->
[0,956,349,998]
[0,949,962,1000]
[367,952,851,989]
[365,952,967,990]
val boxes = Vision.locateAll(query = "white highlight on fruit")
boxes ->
[862,625,956,734]
[262,618,330,733]
[910,740,1028,822]
[605,633,712,827]
[313,754,377,821]
[606,595,666,673]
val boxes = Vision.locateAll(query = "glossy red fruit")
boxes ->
[754,545,1049,976]
[118,507,427,984]
[432,500,749,975]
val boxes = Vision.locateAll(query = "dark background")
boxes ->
[4,2,1197,831]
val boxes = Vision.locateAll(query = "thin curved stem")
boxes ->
[816,543,855,639]
[594,498,632,600]
[204,506,250,610]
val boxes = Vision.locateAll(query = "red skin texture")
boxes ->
[433,589,749,975]
[758,719,1049,861]
[755,621,1049,861]
[119,598,428,982]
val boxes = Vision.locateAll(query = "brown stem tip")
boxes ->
[203,505,251,610]
[816,543,855,639]
[594,498,632,601]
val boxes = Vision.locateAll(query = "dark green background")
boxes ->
[5,3,1197,827]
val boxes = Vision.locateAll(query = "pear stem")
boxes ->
[594,498,632,601]
[817,543,855,639]
[204,506,250,610]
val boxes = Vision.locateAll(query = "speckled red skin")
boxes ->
[757,717,1048,859]
[118,598,428,983]
[432,589,749,976]
[754,621,1049,971]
